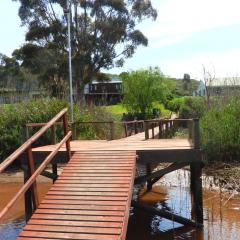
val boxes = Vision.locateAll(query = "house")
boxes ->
[84,77,122,105]
[193,77,240,97]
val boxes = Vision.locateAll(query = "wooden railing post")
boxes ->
[26,146,39,210]
[193,119,200,149]
[124,123,128,137]
[144,121,149,140]
[71,122,77,140]
[188,120,193,140]
[190,118,203,224]
[51,125,56,144]
[134,121,138,134]
[63,112,71,161]
[110,121,115,140]
[25,126,29,141]
[22,164,33,222]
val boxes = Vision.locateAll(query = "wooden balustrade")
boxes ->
[144,118,197,141]
[0,108,72,222]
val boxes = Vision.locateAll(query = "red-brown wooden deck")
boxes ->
[18,150,136,240]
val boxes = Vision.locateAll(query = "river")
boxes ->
[0,169,240,240]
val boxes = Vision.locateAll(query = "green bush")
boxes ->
[166,96,206,118]
[0,98,117,163]
[165,97,184,112]
[200,97,240,163]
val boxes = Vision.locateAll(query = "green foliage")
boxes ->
[122,67,169,118]
[200,97,240,163]
[166,96,206,118]
[0,98,116,163]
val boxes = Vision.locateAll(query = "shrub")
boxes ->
[166,96,206,118]
[0,98,117,163]
[200,97,240,163]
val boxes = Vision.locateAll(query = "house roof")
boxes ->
[205,77,240,86]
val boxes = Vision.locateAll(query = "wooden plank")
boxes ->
[49,187,129,192]
[19,231,119,240]
[31,213,124,222]
[35,209,125,216]
[28,219,122,228]
[62,170,133,173]
[41,199,126,206]
[53,183,130,188]
[44,195,128,201]
[18,150,136,240]
[60,173,132,177]
[38,204,125,211]
[23,224,121,234]
[47,191,129,196]
[55,179,131,184]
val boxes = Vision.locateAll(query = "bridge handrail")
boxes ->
[0,108,69,173]
[0,108,72,221]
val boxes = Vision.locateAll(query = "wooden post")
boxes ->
[26,146,39,210]
[134,121,138,134]
[50,125,57,145]
[63,112,71,161]
[23,164,33,222]
[193,119,200,148]
[165,122,169,138]
[50,125,58,183]
[146,164,152,191]
[144,121,149,140]
[152,123,154,139]
[110,121,115,140]
[124,123,128,137]
[158,122,162,139]
[25,126,29,140]
[188,120,193,140]
[71,122,77,140]
[190,118,203,224]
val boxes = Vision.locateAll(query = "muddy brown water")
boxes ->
[1,170,240,240]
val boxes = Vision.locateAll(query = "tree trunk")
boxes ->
[75,68,85,105]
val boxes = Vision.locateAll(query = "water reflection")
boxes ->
[0,182,51,240]
[1,170,240,239]
[127,170,240,240]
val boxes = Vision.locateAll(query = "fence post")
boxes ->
[134,121,138,134]
[190,118,203,224]
[144,121,149,140]
[124,123,128,137]
[71,122,77,140]
[193,119,200,149]
[63,112,71,161]
[22,164,33,222]
[51,125,56,144]
[110,121,115,140]
[26,146,39,210]
[25,126,29,141]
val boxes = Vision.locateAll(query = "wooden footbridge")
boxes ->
[0,109,203,239]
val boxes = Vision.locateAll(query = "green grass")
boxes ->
[152,102,171,117]
[102,102,171,119]
[102,104,127,120]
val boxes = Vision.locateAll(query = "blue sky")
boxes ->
[1,0,240,79]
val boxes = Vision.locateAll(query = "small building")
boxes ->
[84,77,122,105]
[193,77,240,97]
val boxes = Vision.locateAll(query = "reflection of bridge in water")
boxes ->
[0,109,203,239]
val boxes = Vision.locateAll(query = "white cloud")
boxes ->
[142,0,240,48]
[160,49,240,79]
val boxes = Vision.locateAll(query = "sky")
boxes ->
[1,0,240,80]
